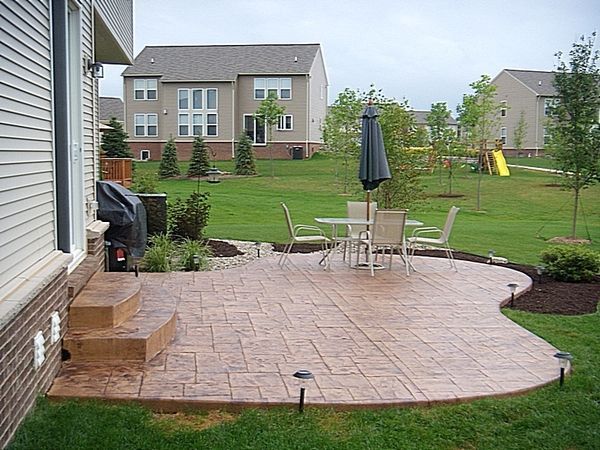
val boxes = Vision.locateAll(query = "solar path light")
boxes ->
[507,283,518,307]
[554,352,573,387]
[293,369,314,413]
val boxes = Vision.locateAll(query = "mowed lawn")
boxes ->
[135,155,600,265]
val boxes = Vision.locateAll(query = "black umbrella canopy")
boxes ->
[359,104,391,191]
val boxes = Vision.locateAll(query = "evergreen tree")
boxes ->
[187,135,211,177]
[234,133,257,175]
[101,117,132,158]
[159,137,181,178]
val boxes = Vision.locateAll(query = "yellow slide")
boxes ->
[492,149,510,176]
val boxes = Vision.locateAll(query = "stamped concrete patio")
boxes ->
[49,254,561,409]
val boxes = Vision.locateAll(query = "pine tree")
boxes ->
[187,135,211,177]
[159,137,181,178]
[101,117,132,158]
[234,133,257,175]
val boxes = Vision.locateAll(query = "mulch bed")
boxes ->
[220,241,597,316]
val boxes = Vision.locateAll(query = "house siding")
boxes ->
[0,0,56,292]
[307,48,328,152]
[94,0,134,60]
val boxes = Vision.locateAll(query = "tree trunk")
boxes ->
[571,187,580,238]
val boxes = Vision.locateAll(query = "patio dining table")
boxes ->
[314,217,423,270]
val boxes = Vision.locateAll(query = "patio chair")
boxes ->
[407,206,460,270]
[339,201,377,264]
[356,209,410,276]
[279,202,331,267]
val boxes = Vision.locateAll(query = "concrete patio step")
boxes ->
[64,274,176,362]
[69,272,141,329]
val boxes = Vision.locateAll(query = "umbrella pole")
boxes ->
[366,190,371,221]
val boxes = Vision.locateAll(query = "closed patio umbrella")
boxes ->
[359,103,390,220]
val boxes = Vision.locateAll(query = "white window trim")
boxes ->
[206,113,218,137]
[134,113,158,137]
[277,114,293,131]
[253,77,292,100]
[178,89,190,110]
[244,114,266,145]
[140,149,150,160]
[134,79,158,101]
[500,127,507,145]
[500,101,507,117]
[206,88,218,110]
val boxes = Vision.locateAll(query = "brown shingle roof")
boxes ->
[99,97,124,121]
[504,69,558,96]
[122,44,321,81]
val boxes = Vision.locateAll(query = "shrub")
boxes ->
[159,138,181,178]
[168,191,211,240]
[101,117,132,158]
[188,135,211,177]
[540,245,600,282]
[141,234,176,272]
[131,171,159,194]
[177,238,212,271]
[234,133,257,175]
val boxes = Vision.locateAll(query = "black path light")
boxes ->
[554,352,573,387]
[507,283,518,307]
[254,241,262,258]
[193,254,200,271]
[293,369,314,413]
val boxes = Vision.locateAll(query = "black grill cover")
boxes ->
[97,181,147,258]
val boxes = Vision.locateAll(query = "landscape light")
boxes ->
[488,249,495,264]
[554,351,573,387]
[293,369,314,413]
[254,242,262,258]
[193,254,200,271]
[507,282,518,307]
[535,265,546,283]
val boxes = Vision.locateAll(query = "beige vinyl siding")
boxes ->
[94,0,134,61]
[236,75,308,142]
[124,77,163,140]
[308,48,328,143]
[0,0,55,291]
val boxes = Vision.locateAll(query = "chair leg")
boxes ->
[445,242,457,271]
[367,241,374,276]
[279,241,294,266]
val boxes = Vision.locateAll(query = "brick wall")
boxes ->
[0,256,70,448]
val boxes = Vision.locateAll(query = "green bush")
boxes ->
[168,191,211,240]
[540,245,600,282]
[131,171,159,194]
[140,234,176,272]
[177,238,211,271]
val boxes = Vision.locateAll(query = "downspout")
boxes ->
[305,74,310,158]
[535,96,540,157]
[51,0,70,252]
[231,81,235,158]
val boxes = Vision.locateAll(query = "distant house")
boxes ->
[410,110,458,136]
[121,43,329,162]
[99,96,125,125]
[0,1,133,447]
[491,69,559,155]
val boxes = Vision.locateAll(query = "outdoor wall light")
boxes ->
[254,241,262,258]
[293,369,314,413]
[535,265,546,283]
[488,249,495,264]
[507,282,518,307]
[87,59,104,79]
[193,254,200,271]
[553,351,573,387]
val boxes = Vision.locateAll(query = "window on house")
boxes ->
[134,79,157,100]
[500,127,507,145]
[500,101,507,117]
[178,113,189,136]
[277,115,293,130]
[192,114,203,136]
[192,89,203,109]
[206,114,218,136]
[206,89,217,110]
[178,89,189,110]
[244,114,265,144]
[544,98,559,116]
[134,114,158,136]
[140,149,150,161]
[254,78,292,100]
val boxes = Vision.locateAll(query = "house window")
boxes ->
[134,79,157,100]
[277,115,293,131]
[500,127,507,145]
[134,114,158,136]
[244,114,265,144]
[500,101,507,117]
[544,98,558,116]
[178,113,189,136]
[177,88,218,136]
[140,149,150,161]
[253,78,292,100]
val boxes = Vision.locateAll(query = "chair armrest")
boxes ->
[357,230,371,240]
[411,227,443,237]
[293,224,327,237]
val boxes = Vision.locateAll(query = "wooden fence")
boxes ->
[100,158,133,187]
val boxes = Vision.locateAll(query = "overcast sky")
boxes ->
[99,0,599,113]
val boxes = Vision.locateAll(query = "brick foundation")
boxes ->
[130,141,323,161]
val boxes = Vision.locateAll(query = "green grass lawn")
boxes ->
[506,155,558,169]
[10,155,600,449]
[9,309,600,449]
[135,155,599,265]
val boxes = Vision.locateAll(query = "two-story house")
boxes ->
[121,43,329,161]
[0,1,133,446]
[492,69,558,155]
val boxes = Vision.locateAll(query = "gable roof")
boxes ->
[410,110,457,126]
[99,96,124,121]
[122,44,322,81]
[503,69,558,96]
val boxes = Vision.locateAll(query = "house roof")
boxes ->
[503,69,557,96]
[122,44,322,81]
[99,97,124,121]
[410,110,457,126]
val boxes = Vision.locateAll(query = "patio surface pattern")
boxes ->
[49,254,561,409]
